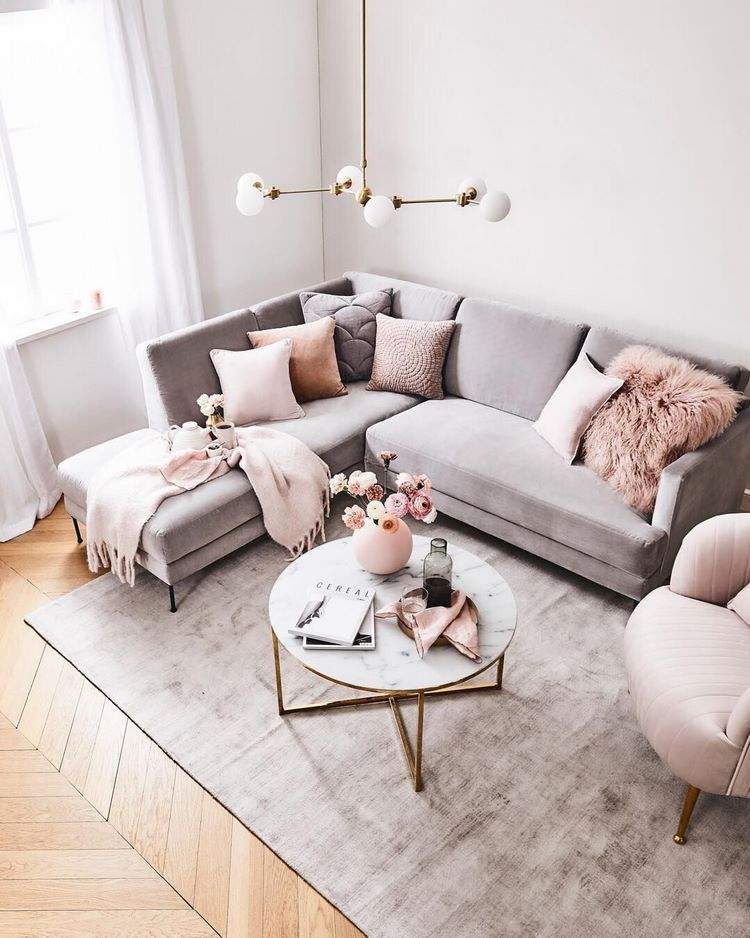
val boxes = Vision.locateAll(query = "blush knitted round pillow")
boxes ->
[582,345,741,514]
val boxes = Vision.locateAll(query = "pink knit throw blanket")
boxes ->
[87,427,330,586]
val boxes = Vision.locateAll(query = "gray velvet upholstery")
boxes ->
[59,384,418,568]
[251,277,350,331]
[137,308,258,429]
[344,271,462,321]
[365,397,666,579]
[444,298,587,420]
[63,271,749,600]
[581,326,749,392]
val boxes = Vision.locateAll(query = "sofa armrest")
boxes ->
[652,403,750,582]
[727,687,750,748]
[250,277,351,331]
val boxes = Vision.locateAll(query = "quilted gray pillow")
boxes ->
[300,289,393,382]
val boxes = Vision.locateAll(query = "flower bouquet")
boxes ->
[329,451,437,574]
[196,392,225,428]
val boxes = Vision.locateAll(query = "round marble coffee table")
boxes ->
[268,534,517,790]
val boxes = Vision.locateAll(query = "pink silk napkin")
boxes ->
[375,589,481,662]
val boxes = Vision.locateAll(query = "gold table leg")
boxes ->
[271,629,504,791]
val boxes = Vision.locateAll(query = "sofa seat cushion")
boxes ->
[59,384,418,565]
[625,586,750,793]
[365,397,667,578]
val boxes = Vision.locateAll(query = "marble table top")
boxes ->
[268,534,517,693]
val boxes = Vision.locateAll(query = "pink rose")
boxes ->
[385,492,409,518]
[347,471,364,497]
[408,492,433,521]
[414,474,432,492]
[342,505,366,530]
[379,514,399,534]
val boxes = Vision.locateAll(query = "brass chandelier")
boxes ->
[236,0,510,228]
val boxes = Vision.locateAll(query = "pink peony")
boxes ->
[414,474,432,492]
[342,505,366,530]
[384,492,409,518]
[408,492,434,521]
[365,483,385,502]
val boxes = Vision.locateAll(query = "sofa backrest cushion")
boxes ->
[444,298,587,420]
[344,271,461,321]
[137,307,258,429]
[581,326,749,392]
[251,277,350,331]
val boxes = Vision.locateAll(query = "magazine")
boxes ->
[289,579,375,646]
[303,602,375,651]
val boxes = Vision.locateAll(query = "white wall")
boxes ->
[162,0,324,317]
[19,312,146,464]
[318,0,750,368]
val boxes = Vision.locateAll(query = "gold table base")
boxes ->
[271,631,505,791]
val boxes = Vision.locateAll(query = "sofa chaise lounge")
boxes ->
[58,271,750,609]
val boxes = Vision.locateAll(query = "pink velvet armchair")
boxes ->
[624,513,750,843]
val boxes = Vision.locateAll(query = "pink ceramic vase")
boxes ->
[351,518,413,575]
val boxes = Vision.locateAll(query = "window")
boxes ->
[0,7,111,325]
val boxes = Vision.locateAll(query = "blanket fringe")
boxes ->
[87,538,136,587]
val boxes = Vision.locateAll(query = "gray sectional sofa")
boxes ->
[58,270,750,608]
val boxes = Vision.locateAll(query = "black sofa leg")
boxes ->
[72,518,83,545]
[169,585,177,613]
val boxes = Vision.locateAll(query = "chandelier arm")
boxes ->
[392,195,477,209]
[269,187,332,196]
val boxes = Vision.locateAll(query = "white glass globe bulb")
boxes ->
[236,172,264,192]
[235,184,265,216]
[479,190,511,222]
[363,195,395,228]
[458,176,487,201]
[336,164,364,194]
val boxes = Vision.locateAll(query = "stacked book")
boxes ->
[289,580,376,651]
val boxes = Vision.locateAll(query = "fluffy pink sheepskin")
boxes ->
[582,345,741,514]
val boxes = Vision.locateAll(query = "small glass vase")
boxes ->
[423,537,453,607]
[206,412,223,429]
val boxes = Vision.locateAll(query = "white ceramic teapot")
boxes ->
[167,421,213,452]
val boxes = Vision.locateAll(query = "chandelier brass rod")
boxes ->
[360,0,367,187]
[396,197,457,205]
[270,187,331,196]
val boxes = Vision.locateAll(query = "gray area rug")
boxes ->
[27,510,750,938]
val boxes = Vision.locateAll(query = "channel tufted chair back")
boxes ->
[624,513,750,844]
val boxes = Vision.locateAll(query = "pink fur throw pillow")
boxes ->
[582,345,741,514]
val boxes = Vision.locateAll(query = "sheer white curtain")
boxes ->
[0,0,203,540]
[59,0,204,347]
[0,340,60,541]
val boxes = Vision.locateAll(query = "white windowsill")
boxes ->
[13,306,117,346]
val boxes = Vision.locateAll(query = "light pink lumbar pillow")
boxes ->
[210,339,304,426]
[583,345,741,514]
[533,353,623,463]
[728,583,750,625]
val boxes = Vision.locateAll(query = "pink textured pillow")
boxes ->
[728,583,750,625]
[367,314,455,399]
[210,339,304,425]
[533,354,623,463]
[583,345,742,513]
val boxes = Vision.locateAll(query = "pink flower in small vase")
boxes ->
[342,505,366,530]
[414,474,432,492]
[384,492,409,518]
[365,483,385,502]
[379,514,399,534]
[409,492,434,521]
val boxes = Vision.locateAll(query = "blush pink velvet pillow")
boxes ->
[582,345,742,514]
[533,354,623,463]
[210,339,304,426]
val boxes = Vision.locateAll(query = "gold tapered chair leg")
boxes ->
[673,785,700,844]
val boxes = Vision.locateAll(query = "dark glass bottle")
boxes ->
[423,538,453,607]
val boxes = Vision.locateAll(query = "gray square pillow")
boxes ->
[300,289,393,382]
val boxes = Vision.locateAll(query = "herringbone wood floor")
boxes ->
[0,503,364,937]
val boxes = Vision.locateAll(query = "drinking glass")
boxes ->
[401,586,428,626]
